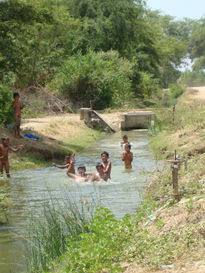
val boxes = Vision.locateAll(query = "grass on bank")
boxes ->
[0,125,104,173]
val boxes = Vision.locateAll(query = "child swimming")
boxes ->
[0,137,24,178]
[67,163,92,182]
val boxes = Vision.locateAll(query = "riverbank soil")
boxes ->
[33,87,203,273]
[123,86,205,272]
[0,114,105,172]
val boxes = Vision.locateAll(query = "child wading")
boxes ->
[120,135,129,149]
[0,137,24,178]
[12,92,23,138]
[92,163,108,182]
[122,143,133,169]
[101,151,111,180]
[53,152,75,174]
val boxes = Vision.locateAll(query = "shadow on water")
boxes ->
[0,130,162,273]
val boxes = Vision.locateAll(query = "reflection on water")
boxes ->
[0,131,161,273]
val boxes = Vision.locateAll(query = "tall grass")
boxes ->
[26,192,98,273]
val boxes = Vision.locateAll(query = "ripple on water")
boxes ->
[0,130,163,273]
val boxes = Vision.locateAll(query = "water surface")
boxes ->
[0,131,160,273]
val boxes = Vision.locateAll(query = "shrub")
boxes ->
[136,71,160,99]
[169,83,185,99]
[0,83,13,126]
[51,50,134,109]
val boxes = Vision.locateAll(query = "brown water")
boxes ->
[0,131,161,273]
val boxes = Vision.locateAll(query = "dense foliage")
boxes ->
[0,84,13,126]
[52,50,134,109]
[0,0,205,113]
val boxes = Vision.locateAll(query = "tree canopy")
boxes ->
[0,0,204,109]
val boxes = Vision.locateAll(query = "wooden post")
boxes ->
[172,163,180,201]
[167,150,186,202]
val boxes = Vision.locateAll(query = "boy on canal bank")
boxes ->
[0,137,24,178]
[122,143,133,169]
[101,151,111,180]
[53,152,75,174]
[12,93,23,138]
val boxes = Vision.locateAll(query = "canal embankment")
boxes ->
[46,88,205,273]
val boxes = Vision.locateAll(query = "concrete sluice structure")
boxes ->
[80,108,155,132]
[80,108,116,133]
[120,111,155,130]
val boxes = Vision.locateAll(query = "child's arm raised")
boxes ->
[52,163,69,169]
[66,158,75,176]
[122,151,126,161]
[103,161,111,174]
[8,145,24,152]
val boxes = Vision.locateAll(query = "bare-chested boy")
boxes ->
[91,163,108,182]
[53,153,75,174]
[121,135,129,149]
[12,93,23,138]
[122,143,133,169]
[101,151,111,180]
[0,137,24,178]
[67,162,91,182]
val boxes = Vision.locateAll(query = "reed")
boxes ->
[26,191,98,273]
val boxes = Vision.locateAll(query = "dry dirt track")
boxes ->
[191,86,205,100]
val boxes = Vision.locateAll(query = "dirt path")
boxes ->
[21,111,128,139]
[190,86,205,100]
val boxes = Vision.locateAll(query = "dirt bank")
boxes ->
[123,86,205,273]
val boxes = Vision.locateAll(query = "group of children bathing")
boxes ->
[52,135,133,182]
[0,91,133,181]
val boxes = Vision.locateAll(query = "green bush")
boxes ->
[169,83,185,99]
[136,72,160,99]
[0,83,13,126]
[51,50,134,109]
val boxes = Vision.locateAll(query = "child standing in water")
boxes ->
[121,135,130,149]
[92,163,108,182]
[0,137,24,178]
[53,153,75,174]
[101,151,111,180]
[122,143,133,169]
[12,92,23,138]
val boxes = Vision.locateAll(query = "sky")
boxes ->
[146,0,205,20]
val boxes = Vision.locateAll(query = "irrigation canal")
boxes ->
[0,130,161,273]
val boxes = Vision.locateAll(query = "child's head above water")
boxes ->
[101,151,109,162]
[123,135,128,141]
[65,155,71,163]
[96,162,103,171]
[125,143,131,151]
[78,165,86,174]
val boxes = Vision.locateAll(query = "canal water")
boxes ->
[0,130,160,273]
